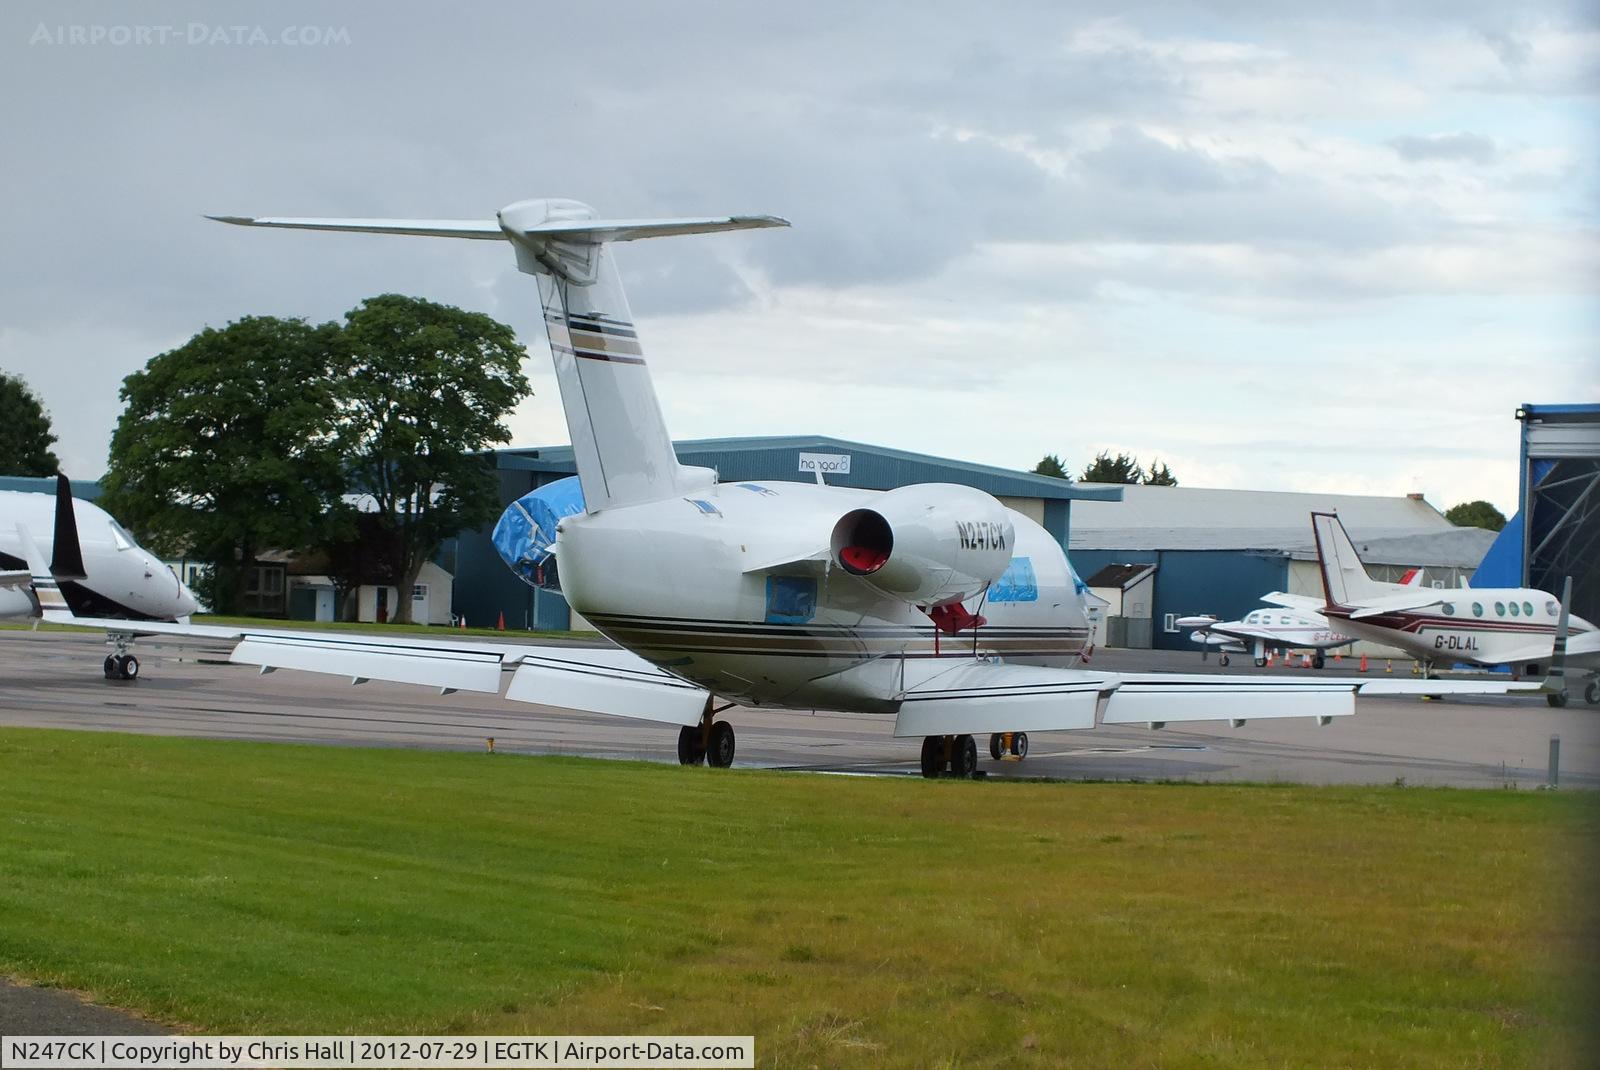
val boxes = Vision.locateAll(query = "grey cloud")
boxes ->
[1388,132,1499,164]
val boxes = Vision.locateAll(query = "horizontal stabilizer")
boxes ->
[0,570,30,590]
[207,216,507,240]
[1261,592,1323,612]
[208,213,789,245]
[1349,593,1446,619]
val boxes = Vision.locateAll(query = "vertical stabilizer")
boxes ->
[1310,511,1387,610]
[211,200,788,514]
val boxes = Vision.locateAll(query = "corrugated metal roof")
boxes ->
[496,436,1123,502]
[1071,524,1495,567]
[1068,482,1451,534]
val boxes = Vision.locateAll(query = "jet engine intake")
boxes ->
[829,484,1014,606]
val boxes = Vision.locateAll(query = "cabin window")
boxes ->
[1523,602,1534,616]
[1509,601,1519,617]
[1546,600,1558,615]
[1442,603,1455,616]
[1280,615,1290,625]
[1472,602,1483,617]
[1494,602,1505,616]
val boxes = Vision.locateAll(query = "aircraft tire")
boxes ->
[1254,657,1267,668]
[120,655,139,680]
[989,733,1004,761]
[676,725,706,766]
[1219,655,1230,667]
[1586,681,1599,705]
[1313,654,1326,670]
[920,736,944,779]
[1012,732,1029,759]
[952,735,979,779]
[103,655,118,680]
[1547,691,1569,709]
[707,721,736,768]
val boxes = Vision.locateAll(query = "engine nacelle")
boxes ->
[829,484,1014,606]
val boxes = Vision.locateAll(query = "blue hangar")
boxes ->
[448,435,1124,631]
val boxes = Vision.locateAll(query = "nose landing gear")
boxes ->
[987,732,1030,761]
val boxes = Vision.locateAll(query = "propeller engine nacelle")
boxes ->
[829,484,1015,607]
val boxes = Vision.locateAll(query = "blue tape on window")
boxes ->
[765,576,817,624]
[988,557,1039,603]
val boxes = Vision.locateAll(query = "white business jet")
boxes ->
[1,477,197,677]
[1268,511,1599,706]
[33,200,1542,775]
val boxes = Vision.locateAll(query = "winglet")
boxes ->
[50,474,87,580]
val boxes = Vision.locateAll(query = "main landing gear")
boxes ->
[921,732,1030,778]
[678,697,737,768]
[102,653,139,681]
[102,634,139,681]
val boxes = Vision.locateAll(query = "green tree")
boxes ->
[335,294,530,624]
[100,317,350,613]
[1080,450,1144,484]
[0,373,61,476]
[1032,453,1069,479]
[1144,460,1179,486]
[1444,500,1506,531]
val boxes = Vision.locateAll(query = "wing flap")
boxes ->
[1101,680,1353,724]
[894,662,1107,737]
[230,634,505,693]
[506,649,707,726]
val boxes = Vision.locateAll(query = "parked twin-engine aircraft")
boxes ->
[1176,606,1354,668]
[1276,511,1599,706]
[1,478,197,672]
[29,199,1548,775]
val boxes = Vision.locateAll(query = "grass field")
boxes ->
[1,728,1594,1067]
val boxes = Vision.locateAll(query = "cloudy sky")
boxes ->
[3,1,1596,514]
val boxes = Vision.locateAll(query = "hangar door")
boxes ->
[1520,406,1600,625]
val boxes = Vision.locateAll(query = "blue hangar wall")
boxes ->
[1069,548,1292,652]
[446,435,1123,631]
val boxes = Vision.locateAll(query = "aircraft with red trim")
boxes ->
[29,199,1549,774]
[1273,511,1600,706]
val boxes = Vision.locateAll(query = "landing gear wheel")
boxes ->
[989,733,1004,761]
[920,736,945,779]
[951,734,979,779]
[120,654,139,680]
[676,724,706,766]
[1547,691,1569,709]
[1586,681,1599,705]
[1312,654,1326,670]
[707,720,736,768]
[1012,732,1029,759]
[103,655,118,680]
[1254,657,1267,668]
[1219,654,1230,667]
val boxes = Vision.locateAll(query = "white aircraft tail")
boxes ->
[212,200,789,513]
[1310,511,1388,611]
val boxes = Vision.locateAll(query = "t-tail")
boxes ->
[210,200,789,512]
[1309,511,1388,611]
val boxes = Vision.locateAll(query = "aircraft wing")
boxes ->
[42,615,708,726]
[892,660,1543,737]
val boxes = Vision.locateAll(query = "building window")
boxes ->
[412,584,428,602]
[1163,613,1177,633]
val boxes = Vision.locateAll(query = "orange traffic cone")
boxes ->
[497,611,506,631]
[459,615,466,629]
[1359,653,1369,673]
[1301,653,1312,668]
[1334,652,1342,662]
